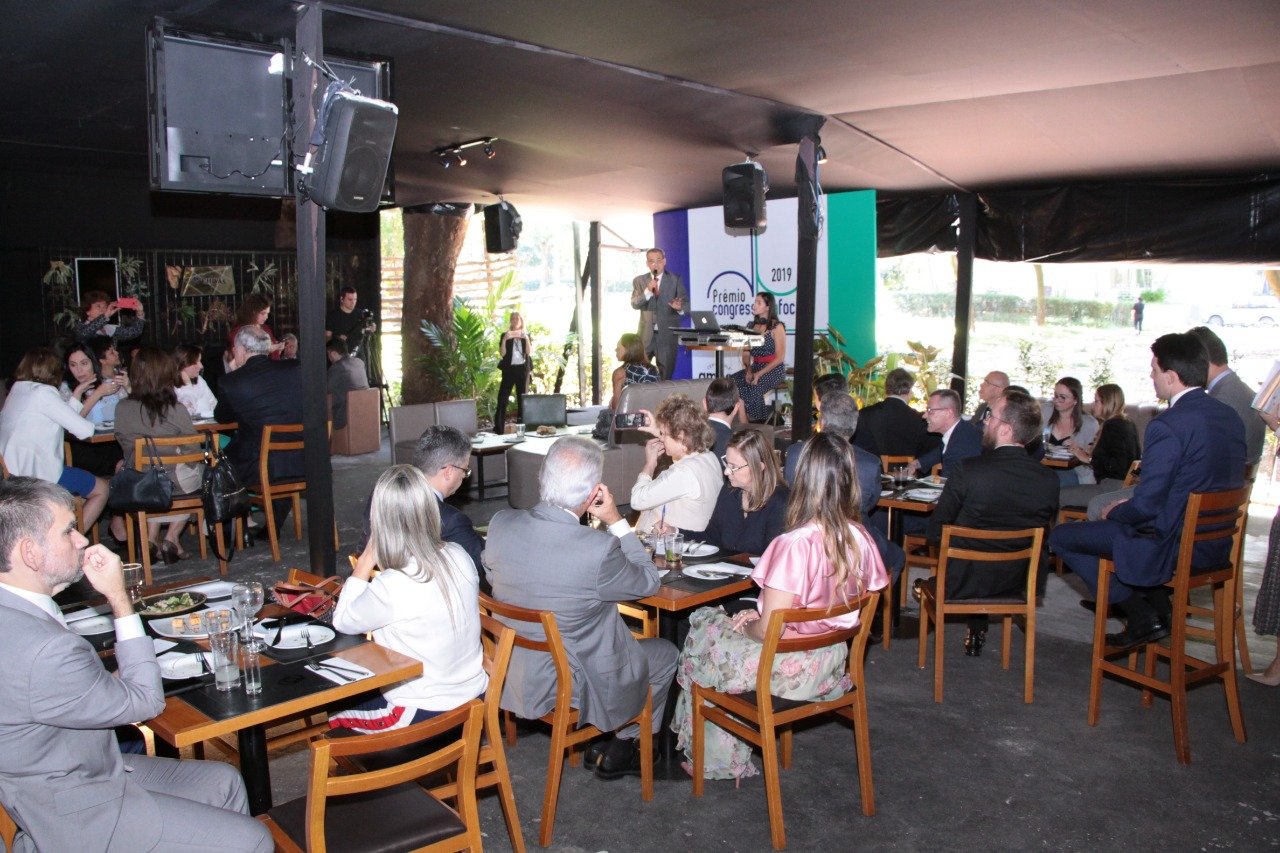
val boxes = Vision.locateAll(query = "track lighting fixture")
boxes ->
[816,146,828,164]
[431,136,498,168]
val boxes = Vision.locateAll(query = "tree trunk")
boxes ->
[1034,263,1046,326]
[1266,269,1280,300]
[401,207,470,403]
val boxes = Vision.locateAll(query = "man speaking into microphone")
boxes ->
[630,247,688,380]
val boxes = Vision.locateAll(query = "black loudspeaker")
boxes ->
[484,201,523,253]
[722,162,767,229]
[307,90,398,213]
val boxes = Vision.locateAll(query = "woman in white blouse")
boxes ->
[630,394,723,533]
[0,348,110,531]
[328,464,487,732]
[173,344,219,419]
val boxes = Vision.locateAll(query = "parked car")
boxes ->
[1204,301,1278,327]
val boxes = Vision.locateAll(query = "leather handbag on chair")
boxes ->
[107,437,172,512]
[271,576,344,622]
[201,435,250,523]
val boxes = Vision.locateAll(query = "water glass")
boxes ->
[892,464,910,489]
[664,533,685,572]
[241,640,263,696]
[121,563,144,607]
[207,619,240,692]
[515,422,526,438]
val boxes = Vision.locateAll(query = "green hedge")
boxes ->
[892,293,1127,327]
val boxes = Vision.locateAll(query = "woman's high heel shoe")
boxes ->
[964,628,987,657]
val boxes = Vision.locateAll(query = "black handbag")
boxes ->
[201,436,250,523]
[107,437,173,512]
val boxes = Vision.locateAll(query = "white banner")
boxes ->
[684,197,828,377]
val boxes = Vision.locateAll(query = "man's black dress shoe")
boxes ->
[594,737,648,780]
[1105,618,1169,651]
[582,738,607,771]
[963,628,986,657]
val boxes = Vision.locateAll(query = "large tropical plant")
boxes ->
[417,270,519,418]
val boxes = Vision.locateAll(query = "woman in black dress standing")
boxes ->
[495,311,532,433]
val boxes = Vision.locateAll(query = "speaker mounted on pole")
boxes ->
[304,85,398,213]
[722,161,768,229]
[484,200,523,254]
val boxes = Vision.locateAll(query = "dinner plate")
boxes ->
[148,608,225,640]
[254,623,336,650]
[158,652,211,680]
[683,565,737,581]
[177,580,235,600]
[914,476,946,488]
[137,591,208,618]
[70,615,114,636]
[682,542,719,558]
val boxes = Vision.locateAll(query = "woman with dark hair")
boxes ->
[74,289,145,345]
[1044,376,1099,452]
[330,464,486,731]
[114,346,204,564]
[62,342,125,427]
[0,347,110,531]
[227,294,284,360]
[671,432,889,779]
[1059,383,1140,494]
[655,428,788,556]
[610,332,658,408]
[630,394,723,533]
[495,311,532,432]
[173,344,218,418]
[729,291,787,422]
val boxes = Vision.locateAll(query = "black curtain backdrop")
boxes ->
[877,174,1280,264]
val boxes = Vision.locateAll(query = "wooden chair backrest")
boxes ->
[758,590,881,699]
[130,435,206,470]
[1122,458,1142,486]
[880,454,914,474]
[305,699,484,853]
[1173,487,1250,587]
[479,614,516,725]
[935,525,1045,604]
[616,602,658,639]
[479,593,573,713]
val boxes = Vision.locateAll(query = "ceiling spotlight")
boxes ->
[483,143,496,159]
[455,150,467,167]
[816,146,828,164]
[439,153,453,169]
[431,136,499,168]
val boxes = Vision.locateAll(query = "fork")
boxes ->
[303,627,313,651]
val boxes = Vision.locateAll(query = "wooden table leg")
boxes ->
[237,724,272,815]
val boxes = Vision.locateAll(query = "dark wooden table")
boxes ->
[877,483,940,635]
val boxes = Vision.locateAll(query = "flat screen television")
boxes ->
[146,22,392,202]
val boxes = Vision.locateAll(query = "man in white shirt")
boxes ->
[909,389,984,479]
[0,477,271,853]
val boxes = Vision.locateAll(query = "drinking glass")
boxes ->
[892,464,909,489]
[207,619,240,692]
[121,563,144,607]
[515,422,526,438]
[664,533,685,573]
[231,581,264,643]
[241,641,263,696]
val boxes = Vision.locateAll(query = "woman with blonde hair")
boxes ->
[656,428,788,556]
[329,465,486,732]
[670,432,888,779]
[1060,382,1140,502]
[630,393,722,533]
[495,311,532,432]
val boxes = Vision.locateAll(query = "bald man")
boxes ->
[969,371,1009,425]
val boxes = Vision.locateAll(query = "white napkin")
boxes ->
[694,560,752,576]
[306,659,375,685]
[902,488,942,502]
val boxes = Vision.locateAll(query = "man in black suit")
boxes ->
[215,325,304,487]
[909,389,984,479]
[702,378,743,461]
[968,370,1009,425]
[853,367,939,460]
[924,389,1059,655]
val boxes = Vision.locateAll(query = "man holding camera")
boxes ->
[325,286,374,359]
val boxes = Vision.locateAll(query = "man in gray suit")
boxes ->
[630,247,689,379]
[484,436,677,779]
[1189,326,1266,466]
[0,478,272,853]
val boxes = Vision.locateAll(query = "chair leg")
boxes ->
[1001,615,1012,670]
[1235,572,1253,675]
[263,495,282,562]
[780,727,793,770]
[916,598,930,671]
[538,724,569,847]
[195,510,209,560]
[1218,582,1247,744]
[125,514,137,565]
[213,521,229,579]
[503,710,517,747]
[638,690,654,803]
[1169,628,1191,765]
[138,511,153,586]
[1087,561,1112,726]
[759,720,786,850]
[852,685,876,816]
[486,734,526,853]
[1024,610,1037,705]
[691,689,705,798]
[880,580,892,650]
[291,493,303,541]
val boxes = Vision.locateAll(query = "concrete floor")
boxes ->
[125,436,1280,852]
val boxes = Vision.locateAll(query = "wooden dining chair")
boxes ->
[879,454,914,475]
[1088,486,1249,764]
[692,590,881,851]
[0,800,21,853]
[249,423,339,561]
[260,699,485,853]
[480,593,653,848]
[123,436,225,585]
[916,526,1044,703]
[617,601,658,639]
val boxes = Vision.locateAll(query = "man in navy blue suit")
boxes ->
[1050,333,1246,649]
[908,389,984,479]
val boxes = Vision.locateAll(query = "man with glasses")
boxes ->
[909,389,983,480]
[969,371,1009,425]
[922,390,1059,656]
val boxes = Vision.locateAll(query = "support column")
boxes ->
[588,222,603,404]
[951,193,977,403]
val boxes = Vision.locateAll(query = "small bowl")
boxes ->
[137,590,208,618]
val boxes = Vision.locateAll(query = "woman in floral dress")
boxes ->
[671,432,888,779]
[730,292,787,422]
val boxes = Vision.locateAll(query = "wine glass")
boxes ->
[231,582,264,644]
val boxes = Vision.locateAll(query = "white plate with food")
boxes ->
[682,565,738,582]
[254,623,336,650]
[149,608,228,640]
[914,476,946,489]
[137,591,208,618]
[176,581,235,601]
[70,615,115,636]
[157,652,212,680]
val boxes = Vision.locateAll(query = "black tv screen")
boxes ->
[147,22,392,201]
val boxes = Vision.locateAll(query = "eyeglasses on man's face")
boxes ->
[720,455,749,474]
[981,409,1008,425]
[446,463,471,478]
